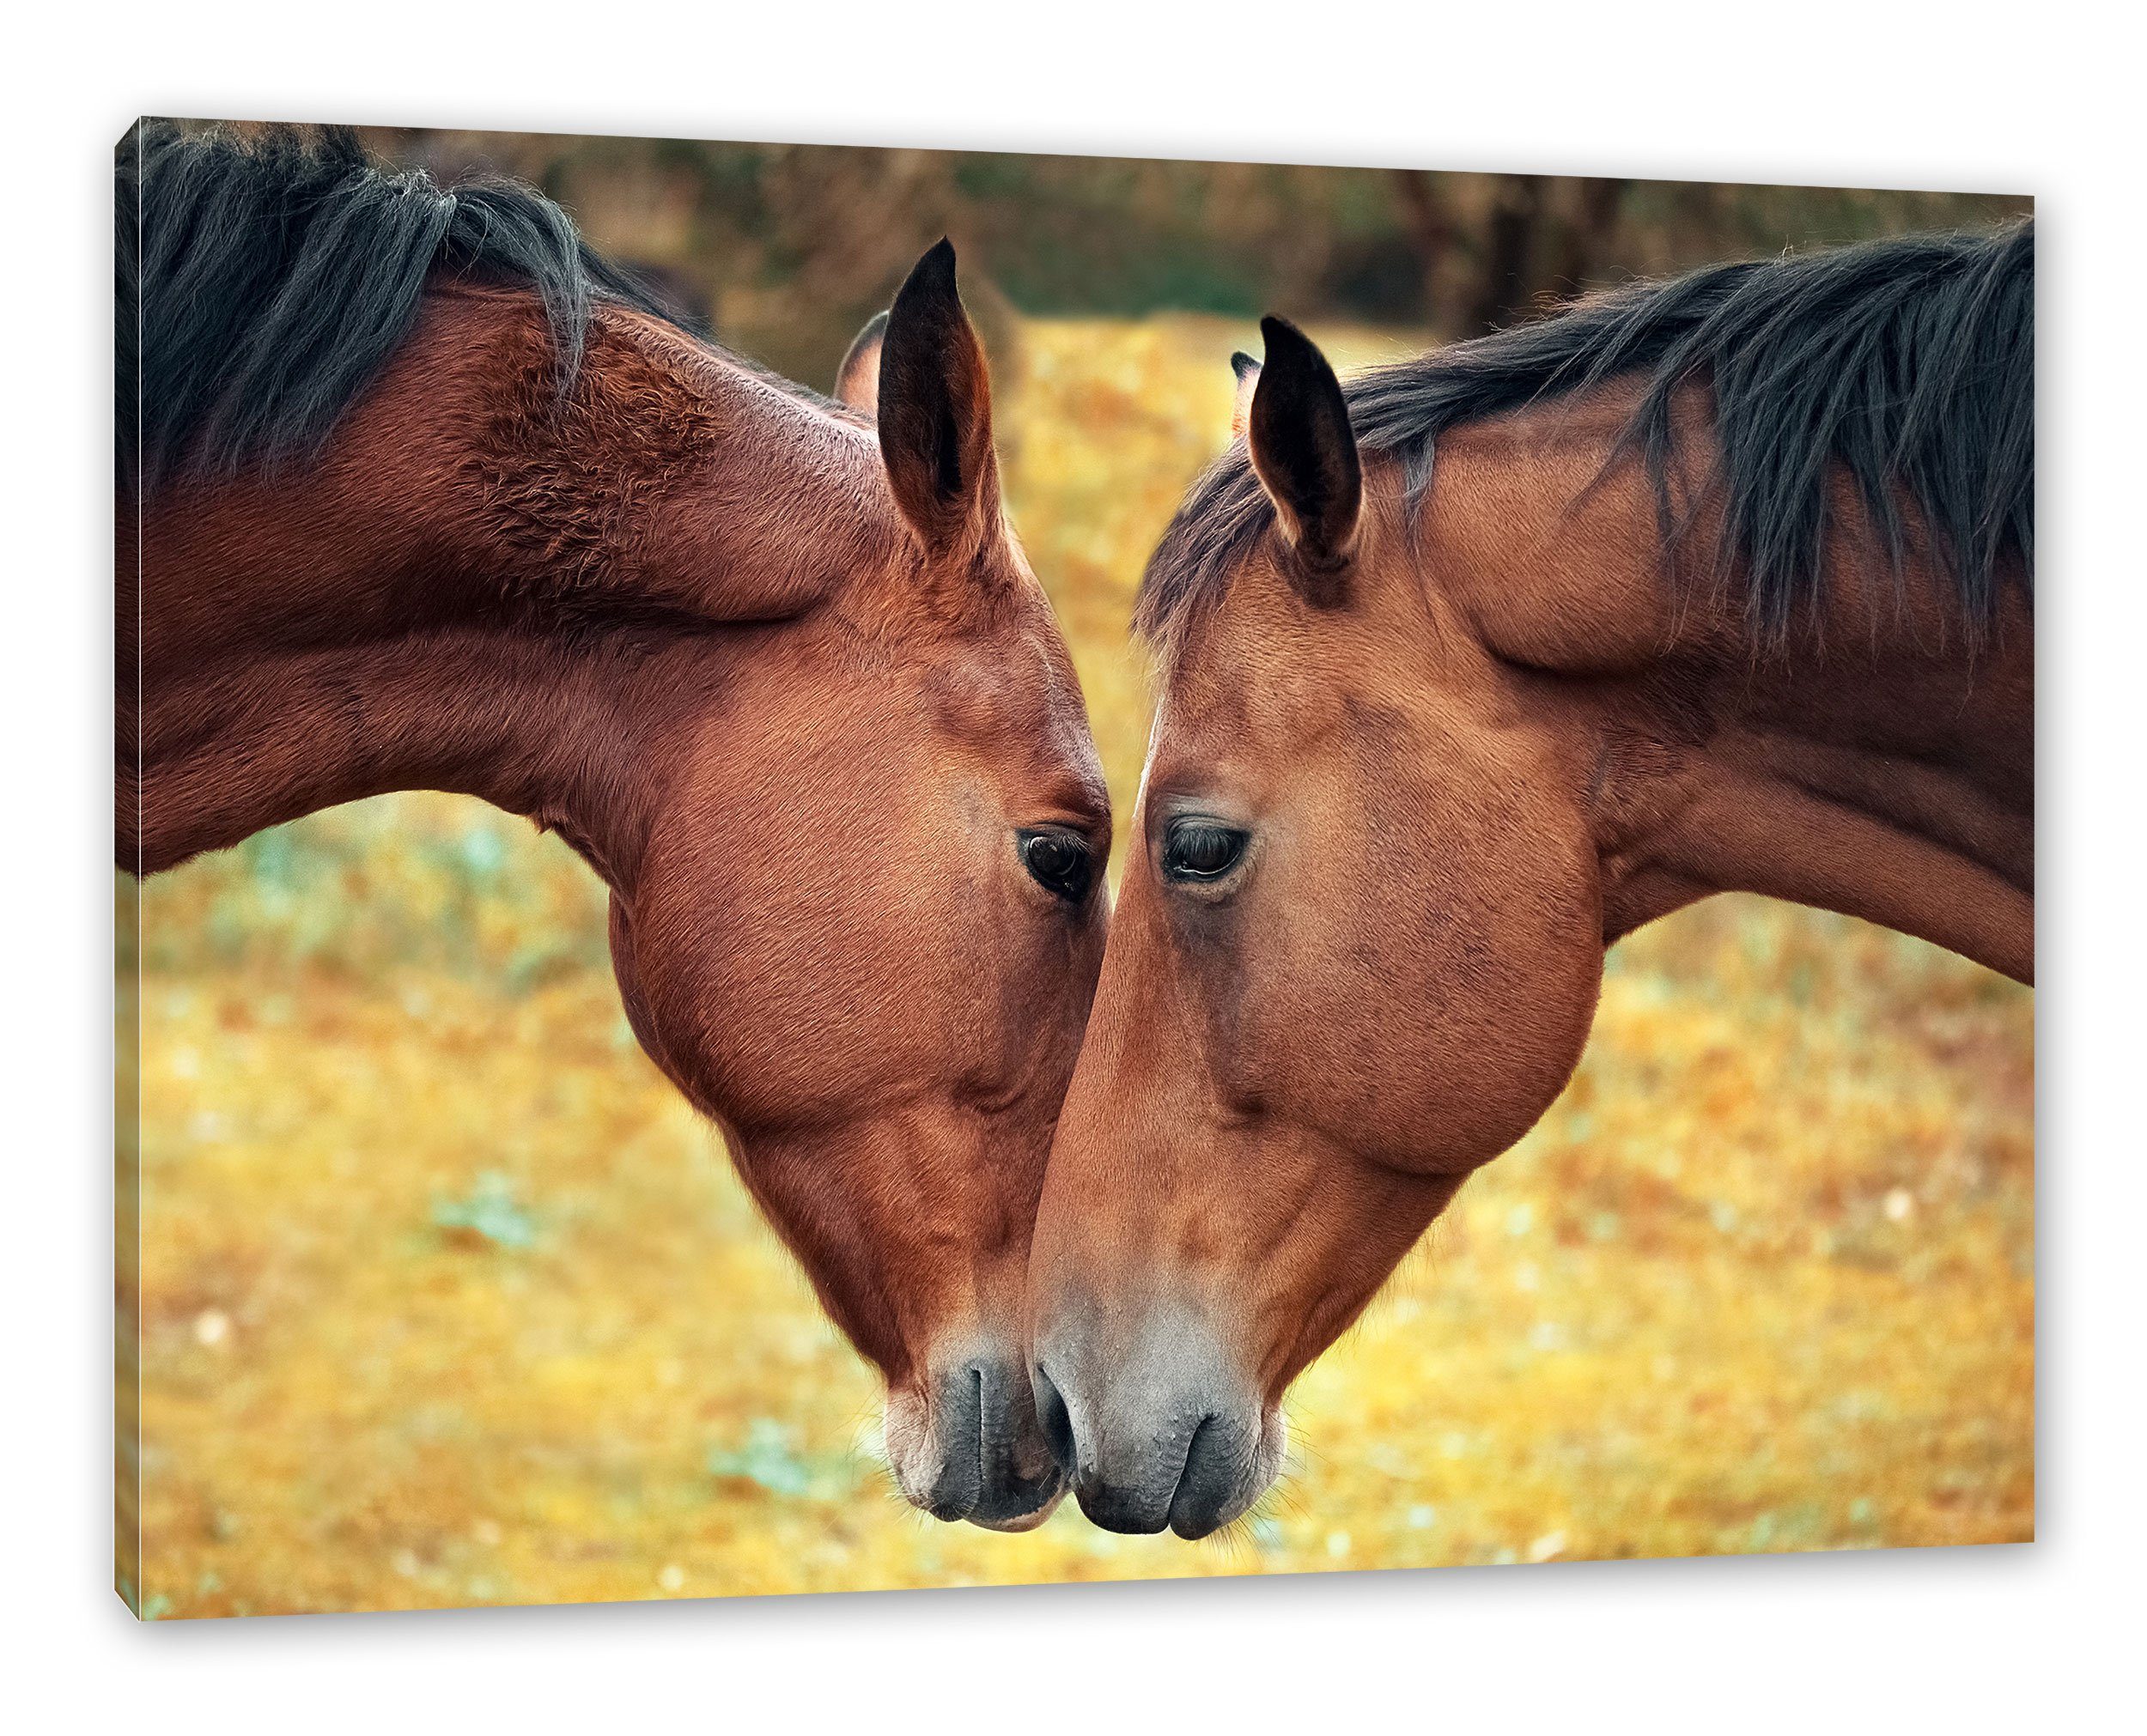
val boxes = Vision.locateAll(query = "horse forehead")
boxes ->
[1157,603,1347,748]
[923,617,1098,766]
[1147,605,1453,804]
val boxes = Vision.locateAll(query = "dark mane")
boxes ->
[117,120,696,491]
[1137,222,2034,647]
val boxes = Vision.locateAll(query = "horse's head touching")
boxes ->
[121,126,1108,1528]
[599,246,1110,1529]
[1029,230,2033,1536]
[1027,320,1600,1538]
[600,245,1110,1528]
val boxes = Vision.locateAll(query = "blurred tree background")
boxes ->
[361,125,2027,388]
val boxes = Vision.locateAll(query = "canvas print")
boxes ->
[115,119,2033,1618]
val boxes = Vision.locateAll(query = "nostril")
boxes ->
[1166,1411,1239,1540]
[1031,1363,1075,1476]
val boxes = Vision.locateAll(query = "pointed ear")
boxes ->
[1248,315,1360,601]
[833,309,889,414]
[876,239,1001,560]
[1229,349,1261,440]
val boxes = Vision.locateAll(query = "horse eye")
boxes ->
[1019,829,1093,902]
[1162,820,1249,883]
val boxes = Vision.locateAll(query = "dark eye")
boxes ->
[1019,829,1093,903]
[1162,819,1249,883]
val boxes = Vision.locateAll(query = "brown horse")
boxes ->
[1028,224,2033,1537]
[119,124,1111,1530]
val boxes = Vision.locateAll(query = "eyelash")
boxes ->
[1161,820,1249,883]
[1019,829,1094,902]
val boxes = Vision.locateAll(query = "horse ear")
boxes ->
[833,310,889,415]
[876,239,1001,560]
[1229,349,1261,440]
[1247,315,1361,601]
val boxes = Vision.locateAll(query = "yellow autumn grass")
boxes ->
[126,316,2032,1617]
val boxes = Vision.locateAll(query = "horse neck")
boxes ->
[119,293,886,883]
[1421,410,2034,984]
[1597,585,2034,983]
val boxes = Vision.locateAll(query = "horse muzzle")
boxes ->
[885,1345,1067,1531]
[1031,1310,1285,1539]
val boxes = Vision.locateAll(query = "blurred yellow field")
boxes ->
[128,315,2033,1616]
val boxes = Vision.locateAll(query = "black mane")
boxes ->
[117,120,690,490]
[1138,222,2034,646]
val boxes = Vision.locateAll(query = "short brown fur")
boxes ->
[1030,338,2030,1539]
[122,254,1110,1532]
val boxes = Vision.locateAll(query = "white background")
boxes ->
[4,4,2138,1729]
